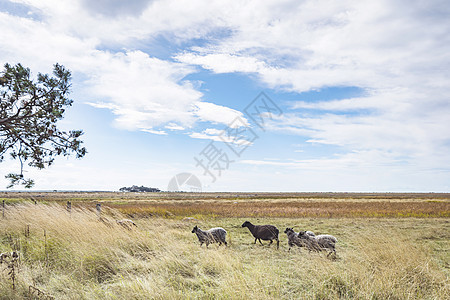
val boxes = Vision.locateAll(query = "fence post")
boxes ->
[44,229,48,267]
[25,224,30,238]
[96,203,101,216]
[2,200,4,219]
[66,201,71,213]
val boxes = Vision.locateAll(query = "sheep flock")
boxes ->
[191,220,338,257]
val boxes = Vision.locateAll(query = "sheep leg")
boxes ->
[258,239,264,245]
[327,249,336,257]
[276,239,279,249]
[254,238,257,244]
[224,241,228,246]
[327,249,336,258]
[288,241,292,252]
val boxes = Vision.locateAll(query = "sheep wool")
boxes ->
[192,226,227,247]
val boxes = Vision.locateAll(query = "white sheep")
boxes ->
[305,230,315,237]
[192,225,227,247]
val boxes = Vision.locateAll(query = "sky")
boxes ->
[1,0,449,192]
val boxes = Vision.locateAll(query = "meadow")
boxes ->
[0,192,449,299]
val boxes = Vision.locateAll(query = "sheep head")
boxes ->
[298,231,308,237]
[284,227,295,234]
[241,221,250,228]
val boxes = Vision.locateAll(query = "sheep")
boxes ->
[284,227,304,251]
[305,230,315,237]
[242,221,279,249]
[116,219,137,230]
[283,228,318,251]
[283,227,320,251]
[294,230,322,252]
[298,231,337,257]
[191,225,227,247]
[314,234,338,257]
[315,234,337,244]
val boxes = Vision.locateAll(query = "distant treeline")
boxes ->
[119,185,161,192]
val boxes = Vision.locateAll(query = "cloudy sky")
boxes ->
[1,0,449,192]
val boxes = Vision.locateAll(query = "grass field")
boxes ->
[0,192,449,299]
[1,192,449,219]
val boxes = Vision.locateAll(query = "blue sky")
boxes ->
[1,0,449,192]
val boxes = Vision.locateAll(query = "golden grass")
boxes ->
[2,191,448,219]
[0,203,448,299]
[2,191,450,203]
[108,200,449,219]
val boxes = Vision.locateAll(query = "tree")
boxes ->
[0,63,87,188]
[119,185,161,192]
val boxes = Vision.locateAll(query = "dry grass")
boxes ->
[2,191,448,219]
[110,200,449,218]
[2,191,450,202]
[0,203,448,299]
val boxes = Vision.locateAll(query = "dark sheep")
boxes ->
[242,221,279,249]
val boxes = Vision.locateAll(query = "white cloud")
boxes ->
[267,85,450,170]
[141,129,168,135]
[81,0,153,17]
[165,123,185,131]
[193,102,249,127]
[0,2,248,134]
[176,53,269,74]
[1,0,450,190]
[189,128,254,147]
[241,149,403,170]
[83,50,202,131]
[173,0,450,173]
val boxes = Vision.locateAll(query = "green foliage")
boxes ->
[0,63,86,188]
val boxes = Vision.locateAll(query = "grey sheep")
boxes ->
[298,231,337,257]
[315,234,338,256]
[295,229,323,252]
[242,221,279,249]
[192,225,227,247]
[284,227,305,251]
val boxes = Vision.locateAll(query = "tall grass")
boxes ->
[0,204,448,299]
